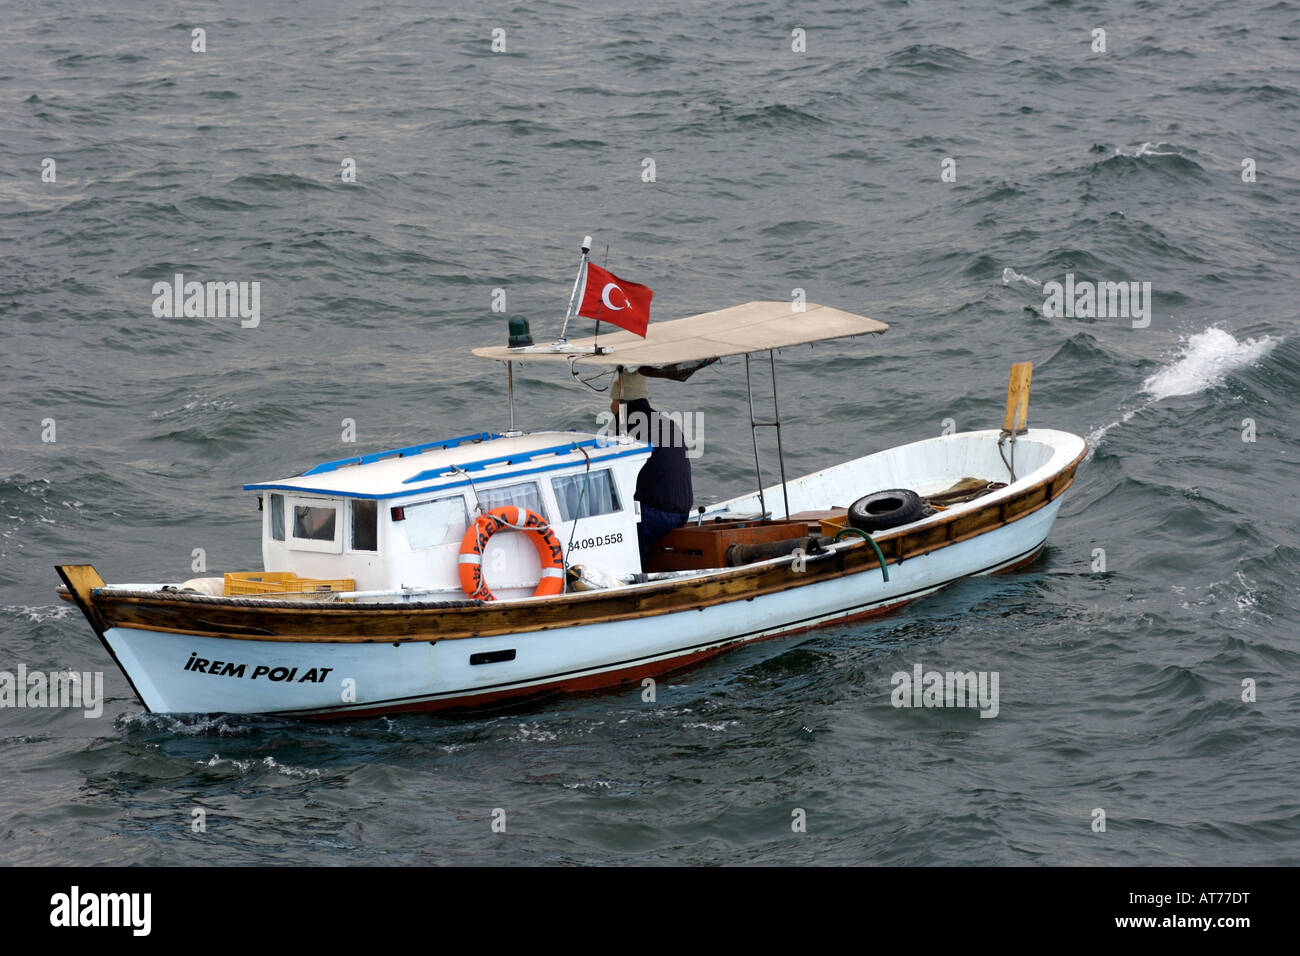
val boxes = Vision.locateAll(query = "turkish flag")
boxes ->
[578,263,653,337]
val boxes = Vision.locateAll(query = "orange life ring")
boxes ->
[458,506,565,601]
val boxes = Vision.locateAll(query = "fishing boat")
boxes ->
[57,244,1087,718]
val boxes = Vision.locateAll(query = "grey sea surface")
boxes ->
[2,0,1298,865]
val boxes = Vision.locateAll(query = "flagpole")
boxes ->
[595,243,614,349]
[557,235,592,344]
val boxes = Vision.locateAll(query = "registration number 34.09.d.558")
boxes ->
[569,532,623,551]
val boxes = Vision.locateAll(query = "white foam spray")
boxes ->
[1086,328,1279,451]
[1002,266,1042,289]
[1139,327,1276,400]
[1117,141,1181,157]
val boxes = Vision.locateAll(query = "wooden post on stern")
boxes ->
[1001,362,1033,436]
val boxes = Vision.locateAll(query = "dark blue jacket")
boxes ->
[620,398,693,515]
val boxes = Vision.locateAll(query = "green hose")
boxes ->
[834,528,889,583]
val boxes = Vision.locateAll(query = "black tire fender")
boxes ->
[847,489,925,532]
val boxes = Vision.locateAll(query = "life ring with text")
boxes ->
[458,506,565,601]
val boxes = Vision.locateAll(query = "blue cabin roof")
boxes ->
[243,431,651,501]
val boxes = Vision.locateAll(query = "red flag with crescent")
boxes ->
[577,263,653,337]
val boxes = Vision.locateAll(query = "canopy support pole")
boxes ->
[507,360,516,433]
[745,350,791,520]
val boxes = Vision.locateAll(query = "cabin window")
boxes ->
[552,470,620,522]
[269,494,285,541]
[476,481,545,518]
[293,503,337,541]
[404,495,470,550]
[350,499,378,551]
[285,497,342,553]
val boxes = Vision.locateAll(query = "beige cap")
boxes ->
[610,369,650,402]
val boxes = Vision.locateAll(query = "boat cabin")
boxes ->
[240,301,896,601]
[243,431,651,599]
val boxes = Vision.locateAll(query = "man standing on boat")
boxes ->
[610,370,693,563]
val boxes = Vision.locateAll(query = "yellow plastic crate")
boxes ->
[819,514,851,537]
[224,572,356,596]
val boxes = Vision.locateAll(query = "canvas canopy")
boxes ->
[472,301,888,369]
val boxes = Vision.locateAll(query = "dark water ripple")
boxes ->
[2,0,1298,865]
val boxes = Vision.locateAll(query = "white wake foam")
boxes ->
[2,604,72,624]
[1087,328,1279,450]
[1139,327,1278,400]
[1086,409,1137,448]
[1117,141,1181,157]
[1002,266,1042,288]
